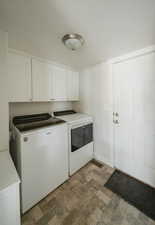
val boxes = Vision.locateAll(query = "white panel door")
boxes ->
[67,71,79,101]
[8,52,31,102]
[113,59,134,176]
[51,65,67,101]
[32,58,51,101]
[113,52,155,187]
[21,125,68,213]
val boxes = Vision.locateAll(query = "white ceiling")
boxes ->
[0,0,155,69]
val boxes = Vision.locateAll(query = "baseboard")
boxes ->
[94,154,114,168]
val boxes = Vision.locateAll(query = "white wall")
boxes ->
[73,62,113,166]
[9,101,72,119]
[0,30,9,151]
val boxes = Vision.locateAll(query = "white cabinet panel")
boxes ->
[0,183,20,225]
[0,151,20,225]
[0,30,9,151]
[32,59,51,101]
[8,52,31,102]
[67,71,79,101]
[8,51,79,102]
[51,66,67,101]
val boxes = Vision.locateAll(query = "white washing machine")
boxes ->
[53,110,94,175]
[12,113,68,213]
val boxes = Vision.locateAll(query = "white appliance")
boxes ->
[53,110,94,175]
[12,113,68,213]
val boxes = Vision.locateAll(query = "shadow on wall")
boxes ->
[9,101,72,126]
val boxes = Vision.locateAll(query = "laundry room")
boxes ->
[0,1,155,225]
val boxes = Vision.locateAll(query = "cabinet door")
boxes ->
[67,71,79,101]
[0,183,20,225]
[51,66,67,101]
[8,52,31,102]
[32,59,51,101]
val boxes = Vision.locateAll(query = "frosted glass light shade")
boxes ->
[62,34,84,51]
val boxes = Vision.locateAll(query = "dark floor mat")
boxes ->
[105,170,155,221]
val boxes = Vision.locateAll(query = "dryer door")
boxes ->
[71,123,93,152]
[71,126,84,152]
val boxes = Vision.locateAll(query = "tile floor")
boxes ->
[22,161,155,225]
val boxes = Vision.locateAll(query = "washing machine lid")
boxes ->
[13,113,65,132]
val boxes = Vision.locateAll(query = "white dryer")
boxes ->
[53,110,94,175]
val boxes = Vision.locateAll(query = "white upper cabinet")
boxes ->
[51,67,79,101]
[32,58,51,101]
[67,71,79,101]
[51,65,67,101]
[7,50,79,102]
[8,51,31,102]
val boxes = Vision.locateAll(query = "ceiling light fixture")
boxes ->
[62,33,85,51]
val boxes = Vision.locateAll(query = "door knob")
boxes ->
[115,120,119,124]
[113,119,119,124]
[113,112,119,117]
